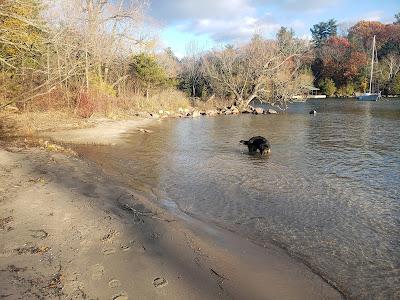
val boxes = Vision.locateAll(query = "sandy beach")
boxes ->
[0,119,344,299]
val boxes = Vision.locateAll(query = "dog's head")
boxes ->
[259,143,271,155]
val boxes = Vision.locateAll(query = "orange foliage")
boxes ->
[349,21,400,50]
[319,37,368,85]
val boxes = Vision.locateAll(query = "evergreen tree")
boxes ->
[310,19,338,47]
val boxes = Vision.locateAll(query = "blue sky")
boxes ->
[147,0,399,57]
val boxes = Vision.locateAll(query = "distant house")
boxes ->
[292,86,326,101]
[305,86,327,99]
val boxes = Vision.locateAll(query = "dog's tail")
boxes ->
[240,140,249,145]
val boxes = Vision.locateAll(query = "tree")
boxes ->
[203,35,312,108]
[336,83,355,97]
[318,78,336,96]
[45,0,150,89]
[393,74,400,94]
[0,0,51,109]
[317,36,368,86]
[0,0,153,111]
[348,21,389,51]
[310,19,337,47]
[129,53,170,99]
[157,47,181,79]
[395,12,400,25]
[179,41,204,98]
[277,26,295,50]
[379,54,400,95]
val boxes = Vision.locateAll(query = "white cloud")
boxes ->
[150,0,342,43]
[181,15,281,42]
[255,0,341,13]
[362,10,384,22]
[149,0,254,23]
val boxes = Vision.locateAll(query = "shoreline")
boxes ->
[42,117,157,145]
[0,116,344,299]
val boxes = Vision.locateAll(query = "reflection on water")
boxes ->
[76,99,400,299]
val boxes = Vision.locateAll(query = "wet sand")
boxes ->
[0,119,344,299]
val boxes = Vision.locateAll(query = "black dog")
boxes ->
[240,136,271,155]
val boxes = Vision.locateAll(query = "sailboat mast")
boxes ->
[369,35,376,94]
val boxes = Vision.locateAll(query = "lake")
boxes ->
[76,99,400,299]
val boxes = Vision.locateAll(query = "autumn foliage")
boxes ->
[318,36,368,86]
[313,18,400,96]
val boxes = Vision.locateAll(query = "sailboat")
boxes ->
[357,35,381,101]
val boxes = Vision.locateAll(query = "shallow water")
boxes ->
[76,99,400,299]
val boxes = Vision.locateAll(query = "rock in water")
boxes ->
[267,109,278,114]
[254,107,264,114]
[192,110,201,118]
[206,110,218,116]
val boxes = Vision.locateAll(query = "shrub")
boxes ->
[336,84,354,97]
[393,74,400,95]
[76,90,95,118]
[129,53,172,98]
[89,74,116,97]
[318,78,336,97]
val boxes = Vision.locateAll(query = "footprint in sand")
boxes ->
[108,279,121,288]
[30,229,48,239]
[153,277,168,288]
[120,241,145,253]
[103,248,116,255]
[112,292,128,300]
[91,264,104,280]
[120,244,131,252]
[101,229,119,242]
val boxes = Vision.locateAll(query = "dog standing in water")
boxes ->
[240,136,271,155]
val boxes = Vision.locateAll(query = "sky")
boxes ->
[147,0,399,57]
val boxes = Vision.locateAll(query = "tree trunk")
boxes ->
[85,47,89,90]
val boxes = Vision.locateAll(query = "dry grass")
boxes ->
[0,88,230,140]
[192,97,234,111]
[0,110,88,138]
[124,89,191,112]
[74,88,192,119]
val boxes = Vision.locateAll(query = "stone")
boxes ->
[231,106,240,114]
[241,108,253,114]
[192,111,201,118]
[136,112,151,118]
[267,109,278,114]
[254,107,264,114]
[206,110,218,116]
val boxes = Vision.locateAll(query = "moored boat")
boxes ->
[357,35,380,101]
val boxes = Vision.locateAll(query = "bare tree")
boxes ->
[45,0,150,88]
[203,35,312,108]
[380,54,400,82]
[180,41,204,98]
